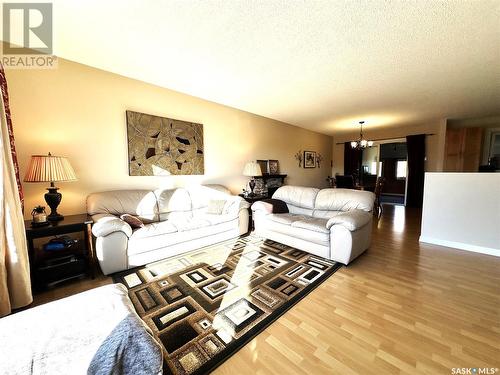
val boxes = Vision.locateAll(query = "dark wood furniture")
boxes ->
[25,214,95,291]
[238,194,268,232]
[326,176,335,187]
[253,174,287,196]
[335,175,355,189]
[354,183,376,192]
[373,177,386,217]
[444,127,484,172]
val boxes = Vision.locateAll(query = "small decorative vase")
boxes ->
[31,205,47,224]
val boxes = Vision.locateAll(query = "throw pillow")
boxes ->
[261,199,289,213]
[206,199,227,215]
[120,214,144,228]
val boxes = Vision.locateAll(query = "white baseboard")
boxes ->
[419,236,500,257]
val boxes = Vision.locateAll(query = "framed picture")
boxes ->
[303,151,316,168]
[268,160,279,174]
[256,160,268,175]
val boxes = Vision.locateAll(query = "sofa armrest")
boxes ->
[326,210,372,231]
[92,216,133,238]
[251,201,273,215]
[224,196,250,217]
[251,199,288,214]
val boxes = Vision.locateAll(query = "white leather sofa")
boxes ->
[87,185,249,275]
[252,186,375,264]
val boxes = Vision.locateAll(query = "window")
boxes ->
[396,160,407,179]
[378,162,383,177]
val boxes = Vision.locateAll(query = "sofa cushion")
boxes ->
[272,186,320,210]
[187,185,232,210]
[311,209,343,219]
[91,213,118,222]
[87,190,158,222]
[326,209,372,231]
[267,213,307,225]
[262,216,330,247]
[206,199,226,215]
[291,217,329,234]
[128,219,237,256]
[154,188,192,221]
[314,188,375,212]
[172,218,211,232]
[287,206,314,216]
[198,213,238,225]
[130,221,178,239]
[222,196,250,216]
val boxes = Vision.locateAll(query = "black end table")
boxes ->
[25,214,95,291]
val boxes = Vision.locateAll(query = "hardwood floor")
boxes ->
[33,205,500,374]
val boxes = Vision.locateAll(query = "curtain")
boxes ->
[406,134,426,208]
[344,142,362,183]
[0,68,23,208]
[0,65,32,317]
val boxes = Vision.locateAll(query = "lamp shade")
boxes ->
[243,161,262,177]
[24,154,77,183]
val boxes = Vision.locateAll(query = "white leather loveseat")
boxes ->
[252,186,375,264]
[87,185,249,275]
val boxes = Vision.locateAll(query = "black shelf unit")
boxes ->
[24,214,95,292]
[253,174,287,196]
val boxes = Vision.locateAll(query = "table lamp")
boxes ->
[243,161,262,197]
[24,153,77,221]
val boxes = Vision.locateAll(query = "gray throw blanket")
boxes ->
[88,314,162,375]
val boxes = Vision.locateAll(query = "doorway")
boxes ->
[361,139,408,206]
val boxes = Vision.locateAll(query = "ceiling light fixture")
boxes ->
[350,121,373,149]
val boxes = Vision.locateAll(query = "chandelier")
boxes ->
[350,121,373,149]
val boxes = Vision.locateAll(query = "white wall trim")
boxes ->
[419,236,500,257]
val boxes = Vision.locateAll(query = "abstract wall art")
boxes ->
[126,110,204,176]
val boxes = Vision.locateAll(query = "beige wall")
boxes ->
[7,59,333,219]
[331,120,446,175]
[421,173,500,255]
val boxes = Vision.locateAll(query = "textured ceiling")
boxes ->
[25,1,500,134]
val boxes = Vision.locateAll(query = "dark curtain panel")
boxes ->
[406,134,426,207]
[344,142,362,182]
[0,63,24,211]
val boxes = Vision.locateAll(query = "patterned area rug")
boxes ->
[113,234,342,375]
